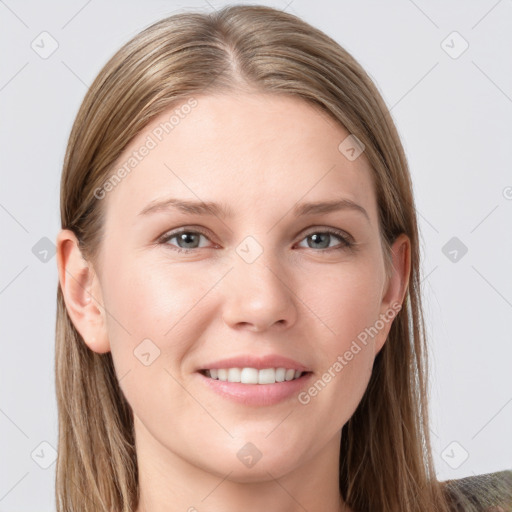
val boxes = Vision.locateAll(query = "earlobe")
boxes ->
[56,229,111,354]
[375,233,411,354]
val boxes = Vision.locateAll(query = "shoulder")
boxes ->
[442,469,512,512]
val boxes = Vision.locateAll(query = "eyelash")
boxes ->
[157,227,355,254]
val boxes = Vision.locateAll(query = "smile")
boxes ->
[196,368,314,406]
[200,367,307,384]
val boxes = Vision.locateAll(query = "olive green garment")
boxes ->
[443,470,512,512]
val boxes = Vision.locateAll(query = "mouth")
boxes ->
[196,367,314,406]
[198,367,313,384]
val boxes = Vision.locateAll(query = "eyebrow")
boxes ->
[137,197,369,221]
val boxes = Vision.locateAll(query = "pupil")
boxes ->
[180,233,198,248]
[310,233,329,249]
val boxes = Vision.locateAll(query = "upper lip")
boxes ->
[198,354,312,372]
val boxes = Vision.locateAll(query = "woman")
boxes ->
[54,4,511,511]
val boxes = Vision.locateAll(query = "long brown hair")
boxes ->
[56,4,465,511]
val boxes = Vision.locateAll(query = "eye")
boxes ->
[158,227,355,254]
[296,229,354,252]
[158,229,213,253]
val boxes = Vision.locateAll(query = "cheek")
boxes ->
[300,258,384,349]
[295,260,383,410]
[99,256,207,425]
[104,250,192,331]
[101,253,217,373]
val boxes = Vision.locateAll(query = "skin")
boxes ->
[57,93,410,512]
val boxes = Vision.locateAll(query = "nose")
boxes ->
[221,252,298,332]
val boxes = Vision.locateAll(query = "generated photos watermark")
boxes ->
[297,301,402,405]
[93,97,198,200]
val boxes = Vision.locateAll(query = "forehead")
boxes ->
[103,93,378,224]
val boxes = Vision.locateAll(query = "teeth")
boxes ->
[204,367,304,384]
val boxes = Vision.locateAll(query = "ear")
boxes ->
[56,229,110,354]
[374,233,411,355]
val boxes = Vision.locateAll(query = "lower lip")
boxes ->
[196,371,314,406]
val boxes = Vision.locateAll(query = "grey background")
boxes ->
[1,0,511,510]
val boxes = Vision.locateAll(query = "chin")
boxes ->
[200,444,304,483]
[218,460,297,484]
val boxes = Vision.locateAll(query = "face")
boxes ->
[58,92,409,483]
